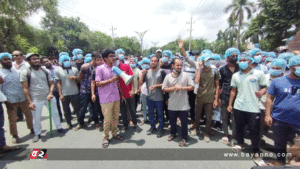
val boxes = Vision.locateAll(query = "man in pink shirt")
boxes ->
[95,48,124,148]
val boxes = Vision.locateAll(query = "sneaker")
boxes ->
[32,135,41,142]
[147,128,156,135]
[157,129,164,138]
[87,118,93,124]
[57,128,67,133]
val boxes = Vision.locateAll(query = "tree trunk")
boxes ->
[0,41,6,52]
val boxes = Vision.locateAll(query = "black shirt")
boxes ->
[219,64,239,100]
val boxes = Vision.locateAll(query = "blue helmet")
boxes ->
[288,55,300,68]
[212,54,222,61]
[142,57,150,64]
[278,52,295,62]
[270,58,287,70]
[0,52,12,60]
[59,55,70,64]
[162,50,172,59]
[201,49,212,56]
[238,52,254,63]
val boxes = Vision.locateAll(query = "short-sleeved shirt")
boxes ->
[20,67,53,101]
[13,61,30,72]
[95,63,120,104]
[219,65,240,100]
[131,67,140,94]
[231,69,267,113]
[48,66,59,92]
[119,63,133,99]
[80,63,94,94]
[268,76,300,125]
[143,69,166,101]
[0,67,26,103]
[162,72,194,111]
[55,67,79,96]
[196,67,220,103]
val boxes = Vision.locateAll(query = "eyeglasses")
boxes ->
[12,55,20,57]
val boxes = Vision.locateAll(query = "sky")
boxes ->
[26,0,258,50]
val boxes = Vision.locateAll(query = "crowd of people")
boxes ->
[0,39,299,166]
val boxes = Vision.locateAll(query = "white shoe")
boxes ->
[232,145,244,153]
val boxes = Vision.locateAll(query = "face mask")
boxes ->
[211,60,218,66]
[114,60,120,67]
[269,69,282,77]
[189,56,195,61]
[266,62,271,69]
[119,55,124,60]
[294,67,300,76]
[173,69,181,74]
[204,60,212,67]
[229,57,237,64]
[161,57,169,63]
[63,61,71,68]
[130,64,136,68]
[254,55,262,63]
[141,64,149,70]
[77,54,83,60]
[239,62,249,70]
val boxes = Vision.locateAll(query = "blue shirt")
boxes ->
[0,67,26,103]
[268,76,300,125]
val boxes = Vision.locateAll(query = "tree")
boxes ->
[225,0,256,49]
[246,0,300,51]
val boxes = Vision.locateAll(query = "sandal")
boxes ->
[222,136,229,145]
[204,135,210,142]
[253,157,267,166]
[95,124,100,129]
[179,139,186,147]
[74,125,82,131]
[167,135,176,141]
[191,130,200,136]
[102,140,109,148]
[113,135,124,141]
[177,118,181,125]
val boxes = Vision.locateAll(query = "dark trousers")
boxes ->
[147,99,164,130]
[120,97,137,127]
[221,98,236,138]
[78,93,99,126]
[163,93,169,121]
[234,109,260,153]
[61,94,80,125]
[273,119,300,164]
[0,103,5,148]
[135,94,140,111]
[169,110,188,141]
[188,91,196,121]
[53,91,63,120]
[93,96,103,121]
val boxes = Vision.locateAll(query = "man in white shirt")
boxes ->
[12,50,30,121]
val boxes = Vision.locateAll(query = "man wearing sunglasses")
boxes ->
[265,55,300,166]
[12,51,30,122]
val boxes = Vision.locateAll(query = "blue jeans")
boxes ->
[0,103,6,148]
[147,99,163,130]
[169,110,188,141]
[78,93,98,126]
[273,119,300,164]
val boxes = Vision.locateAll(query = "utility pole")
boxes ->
[110,23,117,48]
[135,30,149,56]
[186,16,195,51]
[152,41,159,52]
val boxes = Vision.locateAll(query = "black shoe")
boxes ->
[32,135,41,142]
[147,128,156,135]
[157,129,164,138]
[57,128,67,133]
[60,118,63,123]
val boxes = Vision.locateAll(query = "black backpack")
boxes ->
[26,67,50,87]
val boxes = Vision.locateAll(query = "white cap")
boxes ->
[156,49,162,53]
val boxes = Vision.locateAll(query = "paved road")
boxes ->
[0,104,274,169]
